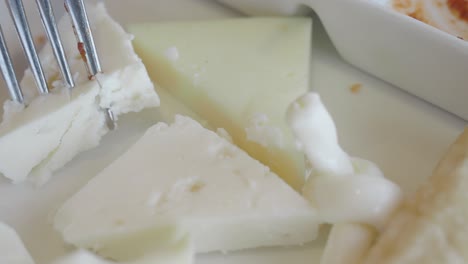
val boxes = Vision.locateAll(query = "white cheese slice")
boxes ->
[54,115,318,259]
[0,222,35,264]
[128,18,312,190]
[52,236,193,264]
[0,2,159,185]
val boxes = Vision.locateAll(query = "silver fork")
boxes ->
[0,0,115,129]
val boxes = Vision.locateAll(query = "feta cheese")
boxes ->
[0,222,35,264]
[128,18,312,190]
[287,93,402,228]
[0,3,159,185]
[54,115,318,260]
[286,92,402,264]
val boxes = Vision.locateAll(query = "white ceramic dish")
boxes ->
[218,0,468,120]
[0,0,466,263]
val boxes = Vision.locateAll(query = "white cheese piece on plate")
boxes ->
[52,236,193,264]
[0,222,35,264]
[54,115,318,260]
[128,18,312,190]
[0,2,159,185]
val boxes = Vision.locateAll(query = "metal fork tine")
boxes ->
[6,0,48,95]
[36,0,74,89]
[0,26,24,103]
[65,0,102,79]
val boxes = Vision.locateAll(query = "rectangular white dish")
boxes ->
[0,0,466,263]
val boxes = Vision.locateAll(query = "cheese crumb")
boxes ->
[164,46,180,62]
[245,113,284,148]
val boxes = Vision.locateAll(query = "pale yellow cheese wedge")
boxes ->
[128,18,312,189]
[364,127,468,264]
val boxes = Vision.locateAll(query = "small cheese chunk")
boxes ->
[286,92,402,264]
[0,222,35,264]
[128,18,312,190]
[54,115,318,260]
[287,93,402,228]
[0,2,159,185]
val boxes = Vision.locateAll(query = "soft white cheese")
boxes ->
[54,115,318,260]
[286,92,402,264]
[0,222,35,264]
[287,92,402,228]
[303,158,402,229]
[0,2,159,185]
[286,93,353,178]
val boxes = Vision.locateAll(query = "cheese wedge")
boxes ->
[0,222,35,264]
[54,115,318,259]
[128,18,312,190]
[364,128,468,264]
[52,237,193,264]
[0,2,159,185]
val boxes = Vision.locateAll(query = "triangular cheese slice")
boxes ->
[54,115,318,260]
[128,18,312,190]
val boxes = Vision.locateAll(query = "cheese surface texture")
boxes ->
[364,128,468,264]
[0,222,35,264]
[0,3,159,185]
[128,18,312,190]
[54,115,318,259]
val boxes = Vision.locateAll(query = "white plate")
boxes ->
[0,0,466,263]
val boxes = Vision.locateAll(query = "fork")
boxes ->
[0,0,115,128]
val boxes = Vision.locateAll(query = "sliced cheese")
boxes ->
[0,2,159,185]
[364,128,468,264]
[54,115,318,260]
[0,222,35,264]
[128,18,312,190]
